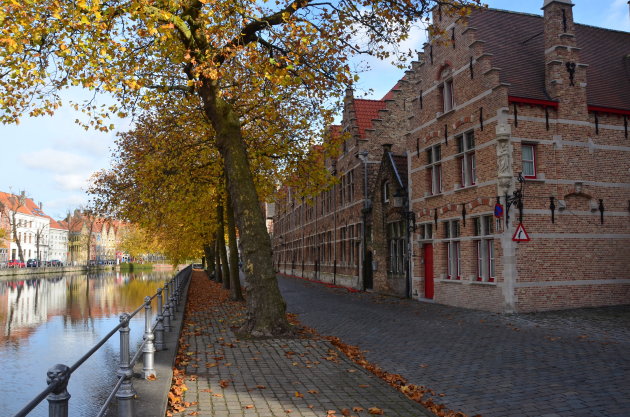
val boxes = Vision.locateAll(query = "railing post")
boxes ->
[169,280,177,318]
[46,364,71,417]
[142,296,156,379]
[163,283,172,332]
[154,288,165,350]
[116,313,135,417]
[172,276,180,313]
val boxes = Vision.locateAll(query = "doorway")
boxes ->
[423,244,434,299]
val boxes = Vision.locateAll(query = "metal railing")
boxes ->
[12,264,193,417]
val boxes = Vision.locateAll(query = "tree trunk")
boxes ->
[200,81,292,337]
[226,188,243,301]
[11,213,24,262]
[217,204,230,290]
[214,233,223,283]
[203,242,215,277]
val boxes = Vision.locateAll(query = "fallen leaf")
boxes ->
[295,391,304,398]
[219,379,230,388]
[368,407,384,415]
[243,405,254,409]
[419,364,429,368]
[353,407,364,412]
[307,389,319,394]
[146,374,157,381]
[341,408,351,416]
[358,384,369,388]
[256,385,266,389]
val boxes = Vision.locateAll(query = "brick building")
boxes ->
[273,0,630,312]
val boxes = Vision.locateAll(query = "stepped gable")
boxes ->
[470,8,630,110]
[352,99,387,138]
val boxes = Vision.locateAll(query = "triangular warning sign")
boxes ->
[512,223,530,242]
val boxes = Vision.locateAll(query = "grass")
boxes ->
[118,262,155,272]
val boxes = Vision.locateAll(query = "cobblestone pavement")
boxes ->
[176,273,433,417]
[278,275,630,417]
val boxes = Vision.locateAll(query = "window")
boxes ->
[340,227,346,263]
[444,220,461,279]
[386,221,406,275]
[522,144,536,178]
[340,170,355,206]
[419,223,433,240]
[474,216,495,282]
[441,79,454,113]
[348,225,355,265]
[427,145,442,195]
[457,131,476,187]
[382,181,390,203]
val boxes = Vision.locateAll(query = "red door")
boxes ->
[423,244,434,299]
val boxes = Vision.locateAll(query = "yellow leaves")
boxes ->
[0,37,18,53]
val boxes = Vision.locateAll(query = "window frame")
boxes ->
[383,181,390,203]
[427,145,443,195]
[522,143,537,179]
[441,79,454,113]
[474,215,496,282]
[444,220,461,280]
[456,131,477,188]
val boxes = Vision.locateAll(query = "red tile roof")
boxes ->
[353,99,387,138]
[0,191,50,219]
[470,8,630,110]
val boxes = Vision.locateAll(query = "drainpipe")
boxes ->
[357,150,369,290]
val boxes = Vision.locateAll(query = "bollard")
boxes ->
[46,364,71,417]
[154,288,165,350]
[163,284,172,332]
[116,313,135,417]
[142,296,156,379]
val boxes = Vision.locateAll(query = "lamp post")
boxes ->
[394,188,416,298]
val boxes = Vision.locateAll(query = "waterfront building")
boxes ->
[273,0,630,312]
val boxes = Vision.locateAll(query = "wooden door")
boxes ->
[423,244,434,299]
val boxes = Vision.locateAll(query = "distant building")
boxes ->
[0,191,51,262]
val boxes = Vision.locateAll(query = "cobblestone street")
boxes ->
[279,275,630,417]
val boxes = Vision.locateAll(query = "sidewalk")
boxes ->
[168,271,435,417]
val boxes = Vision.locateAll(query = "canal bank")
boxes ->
[0,263,175,279]
[0,265,112,279]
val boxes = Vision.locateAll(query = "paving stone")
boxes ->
[278,275,630,417]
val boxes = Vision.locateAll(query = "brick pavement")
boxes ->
[278,275,630,417]
[172,272,434,417]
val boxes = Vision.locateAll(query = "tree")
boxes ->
[0,191,28,262]
[34,223,49,264]
[1,0,480,336]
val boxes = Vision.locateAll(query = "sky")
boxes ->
[0,0,628,220]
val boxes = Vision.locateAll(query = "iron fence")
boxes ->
[11,264,192,417]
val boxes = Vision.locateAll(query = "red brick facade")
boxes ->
[273,1,630,312]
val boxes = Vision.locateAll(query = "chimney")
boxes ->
[542,0,588,120]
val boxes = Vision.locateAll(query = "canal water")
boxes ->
[0,270,173,417]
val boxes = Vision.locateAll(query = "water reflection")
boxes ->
[0,270,172,416]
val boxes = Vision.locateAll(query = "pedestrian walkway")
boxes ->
[169,271,434,417]
[278,275,630,417]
